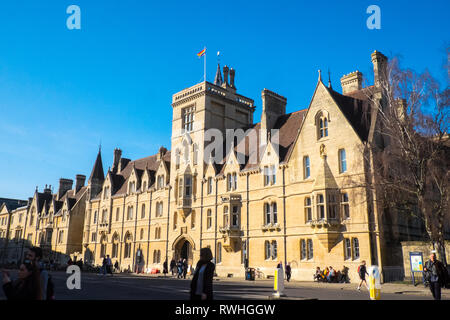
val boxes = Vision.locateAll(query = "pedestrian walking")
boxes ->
[2,260,42,300]
[190,247,215,300]
[182,259,188,279]
[106,255,113,276]
[276,261,283,269]
[357,261,369,291]
[285,263,291,282]
[102,256,107,276]
[327,266,336,282]
[114,261,119,273]
[25,247,50,300]
[163,260,168,276]
[177,259,183,279]
[423,251,447,300]
[170,259,176,276]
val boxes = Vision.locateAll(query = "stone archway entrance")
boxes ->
[173,237,194,266]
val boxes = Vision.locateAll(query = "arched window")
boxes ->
[352,238,360,259]
[317,195,325,220]
[141,204,146,219]
[264,203,271,225]
[271,241,277,260]
[307,239,314,260]
[272,203,278,224]
[303,156,310,179]
[93,211,97,224]
[140,228,144,240]
[264,241,271,260]
[124,233,132,258]
[339,149,347,173]
[305,197,312,222]
[300,239,306,260]
[344,238,351,260]
[223,206,229,227]
[231,205,239,227]
[327,194,338,220]
[127,206,133,220]
[207,209,212,229]
[232,173,237,190]
[227,174,232,191]
[207,177,213,194]
[341,193,350,219]
[173,212,178,229]
[112,234,119,258]
[317,112,329,139]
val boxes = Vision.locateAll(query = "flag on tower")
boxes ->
[197,48,206,57]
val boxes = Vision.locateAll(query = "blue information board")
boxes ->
[409,252,424,286]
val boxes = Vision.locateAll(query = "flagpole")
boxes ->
[204,46,206,82]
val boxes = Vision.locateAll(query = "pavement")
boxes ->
[1,269,448,300]
[133,272,450,299]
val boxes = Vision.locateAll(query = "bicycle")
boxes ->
[255,268,265,279]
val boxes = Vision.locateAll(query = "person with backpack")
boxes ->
[25,247,54,300]
[2,259,42,300]
[357,260,369,291]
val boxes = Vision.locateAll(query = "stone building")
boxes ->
[79,50,440,282]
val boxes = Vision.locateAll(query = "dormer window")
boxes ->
[316,111,329,139]
[128,181,136,194]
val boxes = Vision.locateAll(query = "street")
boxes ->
[0,270,443,300]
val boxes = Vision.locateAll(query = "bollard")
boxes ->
[272,267,286,298]
[368,265,381,300]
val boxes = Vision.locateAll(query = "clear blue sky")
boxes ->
[0,0,448,199]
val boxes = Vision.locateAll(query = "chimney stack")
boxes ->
[112,148,122,174]
[229,68,236,88]
[371,50,387,87]
[223,65,229,86]
[261,89,287,136]
[75,174,86,193]
[58,178,73,200]
[157,146,167,161]
[44,184,52,194]
[340,71,363,94]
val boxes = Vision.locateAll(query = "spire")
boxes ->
[318,69,322,83]
[89,148,105,183]
[328,69,332,89]
[214,63,223,86]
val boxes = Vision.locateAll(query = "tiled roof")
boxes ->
[326,86,372,142]
[0,198,28,212]
[113,151,171,196]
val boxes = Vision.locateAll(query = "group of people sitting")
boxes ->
[314,266,349,283]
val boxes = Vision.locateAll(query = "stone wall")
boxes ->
[401,241,450,280]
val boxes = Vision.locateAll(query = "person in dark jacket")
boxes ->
[190,248,215,300]
[182,259,188,279]
[285,263,292,282]
[423,251,447,300]
[2,260,42,300]
[357,260,369,291]
[170,259,176,276]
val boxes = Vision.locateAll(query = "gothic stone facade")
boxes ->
[80,51,426,282]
